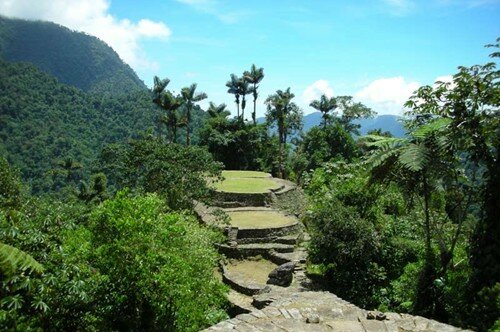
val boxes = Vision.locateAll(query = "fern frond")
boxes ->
[413,118,452,139]
[398,143,430,172]
[0,242,44,276]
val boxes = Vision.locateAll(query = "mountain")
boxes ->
[259,112,406,137]
[0,59,159,192]
[0,16,145,95]
[354,114,406,137]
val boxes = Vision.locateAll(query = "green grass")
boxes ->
[226,259,277,284]
[214,178,281,193]
[222,170,270,178]
[227,210,295,228]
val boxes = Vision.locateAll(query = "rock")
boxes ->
[367,310,386,321]
[305,314,320,323]
[267,262,296,287]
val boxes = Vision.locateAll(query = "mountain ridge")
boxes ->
[0,16,146,95]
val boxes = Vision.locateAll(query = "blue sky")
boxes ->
[1,0,498,117]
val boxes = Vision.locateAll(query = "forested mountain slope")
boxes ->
[0,16,145,94]
[0,60,158,192]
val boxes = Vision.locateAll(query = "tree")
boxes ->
[152,76,170,106]
[238,78,251,122]
[335,95,376,135]
[207,102,230,119]
[265,88,303,178]
[115,138,223,209]
[296,123,358,177]
[160,91,184,143]
[243,64,265,125]
[152,76,171,140]
[404,40,499,330]
[226,74,241,119]
[309,94,337,128]
[367,118,466,318]
[181,83,207,146]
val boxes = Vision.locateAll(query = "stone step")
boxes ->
[237,243,295,254]
[236,234,301,245]
[226,290,254,317]
[218,243,295,259]
[222,265,268,296]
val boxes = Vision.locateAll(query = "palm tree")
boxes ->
[152,76,171,139]
[238,78,251,122]
[159,91,184,143]
[226,74,241,119]
[244,64,264,125]
[265,87,297,178]
[309,94,337,128]
[207,102,230,119]
[181,83,207,146]
[152,76,170,107]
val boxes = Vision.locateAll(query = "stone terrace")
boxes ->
[197,171,469,332]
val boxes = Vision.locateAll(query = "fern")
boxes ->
[399,143,431,172]
[412,117,451,139]
[0,242,44,276]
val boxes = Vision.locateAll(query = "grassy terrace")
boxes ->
[226,259,277,284]
[213,170,281,193]
[227,210,295,229]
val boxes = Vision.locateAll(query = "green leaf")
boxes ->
[0,242,44,276]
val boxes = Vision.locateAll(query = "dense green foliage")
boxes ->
[303,42,499,331]
[0,16,497,331]
[99,138,223,209]
[0,16,145,94]
[0,159,228,331]
[0,60,160,192]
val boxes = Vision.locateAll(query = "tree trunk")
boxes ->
[241,95,246,122]
[252,85,257,125]
[186,108,191,146]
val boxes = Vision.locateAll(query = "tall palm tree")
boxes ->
[152,76,171,139]
[152,76,170,106]
[238,78,251,122]
[181,83,207,146]
[161,92,184,143]
[226,74,241,119]
[207,102,230,119]
[309,94,337,128]
[265,87,296,178]
[244,64,264,125]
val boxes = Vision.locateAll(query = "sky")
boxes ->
[0,0,499,118]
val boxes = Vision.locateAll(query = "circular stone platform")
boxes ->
[227,209,296,229]
[214,170,282,194]
[226,258,277,285]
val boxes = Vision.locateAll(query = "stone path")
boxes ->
[197,172,469,332]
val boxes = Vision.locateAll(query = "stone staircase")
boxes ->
[196,174,469,331]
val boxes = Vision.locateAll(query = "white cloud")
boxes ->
[355,76,420,115]
[0,0,171,69]
[303,80,334,105]
[383,0,416,15]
